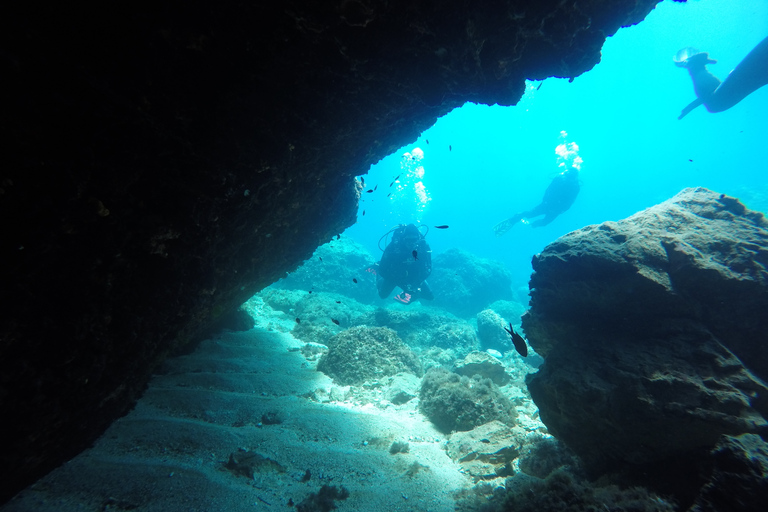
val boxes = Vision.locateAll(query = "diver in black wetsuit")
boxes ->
[375,224,433,305]
[493,165,580,235]
[674,35,768,119]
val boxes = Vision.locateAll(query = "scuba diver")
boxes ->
[374,223,433,305]
[493,165,580,236]
[675,35,768,120]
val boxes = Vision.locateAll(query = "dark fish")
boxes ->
[295,318,301,324]
[503,323,528,357]
[352,278,358,283]
[689,159,693,162]
[395,174,400,181]
[389,181,394,187]
[366,189,374,193]
[412,250,418,260]
[434,225,449,229]
[387,193,391,197]
[335,300,341,304]
[331,318,340,325]
[536,82,543,90]
[308,290,313,294]
[319,257,323,262]
[362,210,366,216]
[426,139,429,144]
[449,145,452,151]
[374,185,378,191]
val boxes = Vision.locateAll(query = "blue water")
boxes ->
[344,0,768,287]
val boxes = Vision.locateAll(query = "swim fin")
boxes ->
[493,216,524,237]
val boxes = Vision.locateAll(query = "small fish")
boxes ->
[412,250,418,260]
[449,145,452,152]
[503,323,528,357]
[389,181,394,187]
[434,225,449,229]
[374,185,378,191]
[295,317,301,324]
[366,189,374,193]
[336,234,341,240]
[387,193,391,197]
[308,290,313,294]
[426,139,429,144]
[688,159,693,162]
[335,300,341,304]
[352,278,358,283]
[319,257,323,262]
[536,82,543,90]
[362,210,366,216]
[395,174,400,181]
[331,318,340,325]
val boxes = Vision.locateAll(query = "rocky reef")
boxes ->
[524,188,768,505]
[430,249,516,317]
[2,0,663,503]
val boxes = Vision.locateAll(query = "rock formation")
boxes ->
[524,188,768,500]
[1,0,661,503]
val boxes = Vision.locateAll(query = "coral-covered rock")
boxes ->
[690,434,768,512]
[429,322,480,358]
[524,188,768,482]
[476,309,512,353]
[430,249,515,317]
[317,326,422,386]
[453,351,511,386]
[419,367,516,434]
[271,237,378,304]
[372,307,463,348]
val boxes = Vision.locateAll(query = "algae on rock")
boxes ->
[317,326,422,386]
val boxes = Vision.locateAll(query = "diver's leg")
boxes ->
[529,213,558,228]
[377,276,396,299]
[708,35,768,112]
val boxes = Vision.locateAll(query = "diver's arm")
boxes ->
[678,98,703,120]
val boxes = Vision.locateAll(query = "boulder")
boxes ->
[419,367,516,434]
[454,351,511,386]
[317,326,422,386]
[524,188,768,483]
[385,373,422,405]
[445,420,520,481]
[476,309,512,353]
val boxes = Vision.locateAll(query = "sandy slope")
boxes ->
[2,326,473,512]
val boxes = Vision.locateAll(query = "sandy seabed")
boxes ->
[3,324,481,512]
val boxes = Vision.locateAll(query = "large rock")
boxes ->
[2,0,662,502]
[524,188,768,484]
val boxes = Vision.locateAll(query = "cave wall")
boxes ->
[0,0,661,503]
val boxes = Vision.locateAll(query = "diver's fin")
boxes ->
[493,217,521,237]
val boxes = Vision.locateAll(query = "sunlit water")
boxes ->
[344,0,768,286]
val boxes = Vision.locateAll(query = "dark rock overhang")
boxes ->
[0,0,662,503]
